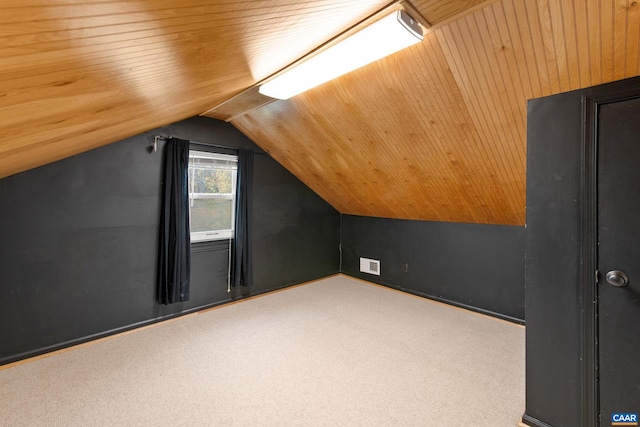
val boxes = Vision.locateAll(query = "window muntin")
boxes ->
[188,150,238,242]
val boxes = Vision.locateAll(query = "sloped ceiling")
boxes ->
[2,0,640,226]
[0,0,392,177]
[227,0,640,225]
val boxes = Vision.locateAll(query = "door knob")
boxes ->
[605,270,629,287]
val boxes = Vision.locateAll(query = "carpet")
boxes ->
[0,275,524,426]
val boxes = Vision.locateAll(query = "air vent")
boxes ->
[359,257,381,276]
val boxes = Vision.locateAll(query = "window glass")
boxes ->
[188,150,238,242]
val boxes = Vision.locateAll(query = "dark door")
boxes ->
[598,97,640,426]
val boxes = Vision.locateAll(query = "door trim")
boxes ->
[581,85,640,427]
[581,93,598,427]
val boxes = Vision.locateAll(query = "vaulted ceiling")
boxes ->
[2,0,640,226]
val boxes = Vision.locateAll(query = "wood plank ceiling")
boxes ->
[0,0,391,177]
[229,0,640,225]
[2,0,640,226]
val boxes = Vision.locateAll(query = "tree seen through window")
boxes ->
[188,151,237,242]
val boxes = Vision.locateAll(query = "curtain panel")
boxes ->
[157,138,191,304]
[232,149,253,288]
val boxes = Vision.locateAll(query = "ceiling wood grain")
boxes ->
[3,0,640,226]
[413,0,492,25]
[0,0,390,178]
[230,0,640,225]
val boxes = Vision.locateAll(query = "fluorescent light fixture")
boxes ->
[259,10,424,100]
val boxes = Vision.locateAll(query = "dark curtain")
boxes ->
[157,138,191,304]
[232,149,253,287]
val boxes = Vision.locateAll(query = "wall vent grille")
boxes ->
[359,257,380,276]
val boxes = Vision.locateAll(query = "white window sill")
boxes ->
[191,230,233,242]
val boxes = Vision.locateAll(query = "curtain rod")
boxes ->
[152,135,267,156]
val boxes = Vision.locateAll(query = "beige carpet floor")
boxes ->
[0,275,525,426]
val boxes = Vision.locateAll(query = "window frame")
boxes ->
[187,145,238,244]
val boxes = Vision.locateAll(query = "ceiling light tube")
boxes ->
[259,10,424,100]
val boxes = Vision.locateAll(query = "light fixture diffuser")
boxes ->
[258,10,424,100]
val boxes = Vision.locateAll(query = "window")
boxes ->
[188,150,238,242]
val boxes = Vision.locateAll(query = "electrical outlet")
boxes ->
[401,262,408,273]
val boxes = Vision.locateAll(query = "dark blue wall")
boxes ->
[341,215,525,322]
[0,116,340,365]
[0,114,528,367]
[525,89,583,427]
[524,75,640,427]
